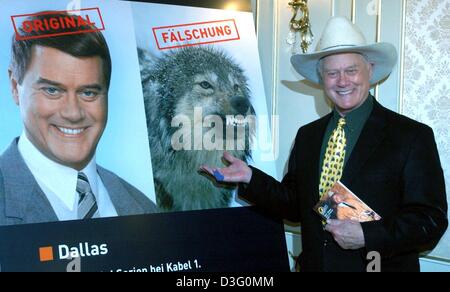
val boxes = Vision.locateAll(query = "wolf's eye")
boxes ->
[234,84,240,92]
[199,81,213,90]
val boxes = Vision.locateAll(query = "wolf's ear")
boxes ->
[138,48,162,100]
[137,47,157,76]
[137,47,157,64]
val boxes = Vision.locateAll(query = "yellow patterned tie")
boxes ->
[319,118,347,199]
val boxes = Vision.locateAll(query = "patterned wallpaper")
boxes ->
[402,0,450,260]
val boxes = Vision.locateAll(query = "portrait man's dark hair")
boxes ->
[10,11,112,88]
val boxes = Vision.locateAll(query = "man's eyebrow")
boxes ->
[346,65,358,69]
[324,64,359,72]
[35,78,104,91]
[78,84,104,90]
[36,78,63,87]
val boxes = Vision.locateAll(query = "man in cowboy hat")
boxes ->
[200,16,447,272]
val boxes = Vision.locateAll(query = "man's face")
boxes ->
[332,193,347,204]
[10,46,108,170]
[321,53,373,116]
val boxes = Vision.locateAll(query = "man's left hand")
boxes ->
[324,220,365,250]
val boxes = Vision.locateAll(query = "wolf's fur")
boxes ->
[139,47,255,212]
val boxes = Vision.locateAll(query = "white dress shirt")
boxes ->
[18,133,118,221]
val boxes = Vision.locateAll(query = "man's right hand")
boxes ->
[199,152,253,184]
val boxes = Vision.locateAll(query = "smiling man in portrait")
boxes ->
[0,11,158,225]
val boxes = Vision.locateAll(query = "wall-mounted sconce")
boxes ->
[287,0,313,53]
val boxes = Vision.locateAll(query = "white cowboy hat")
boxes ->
[290,16,397,85]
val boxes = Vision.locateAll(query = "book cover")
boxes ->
[314,181,381,222]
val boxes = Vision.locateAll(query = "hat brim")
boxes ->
[290,43,398,85]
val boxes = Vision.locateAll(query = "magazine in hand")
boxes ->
[314,181,381,222]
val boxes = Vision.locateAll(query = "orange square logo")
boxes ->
[39,246,54,262]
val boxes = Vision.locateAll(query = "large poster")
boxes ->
[0,0,285,272]
[0,0,156,215]
[131,2,276,212]
[0,0,276,219]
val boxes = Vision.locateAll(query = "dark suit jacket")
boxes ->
[0,139,159,225]
[241,100,448,272]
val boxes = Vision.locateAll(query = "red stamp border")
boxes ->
[152,19,240,51]
[11,8,105,41]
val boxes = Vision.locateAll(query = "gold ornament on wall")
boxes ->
[287,0,314,54]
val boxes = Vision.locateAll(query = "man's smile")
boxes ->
[335,89,355,96]
[54,126,88,137]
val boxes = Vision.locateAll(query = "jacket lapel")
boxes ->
[341,100,389,186]
[307,113,333,198]
[1,139,58,224]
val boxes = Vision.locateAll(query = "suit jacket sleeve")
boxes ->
[120,177,160,214]
[362,126,448,257]
[238,130,303,222]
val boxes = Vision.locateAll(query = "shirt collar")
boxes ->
[18,132,98,211]
[332,94,374,131]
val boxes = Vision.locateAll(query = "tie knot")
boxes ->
[76,172,92,194]
[338,118,346,128]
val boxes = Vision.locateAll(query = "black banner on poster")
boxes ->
[0,207,289,272]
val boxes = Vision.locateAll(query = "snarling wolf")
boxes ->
[139,47,255,212]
